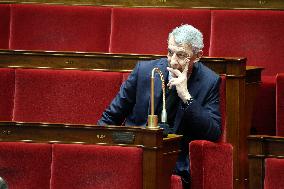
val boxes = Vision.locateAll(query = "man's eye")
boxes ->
[176,53,186,59]
[168,50,174,56]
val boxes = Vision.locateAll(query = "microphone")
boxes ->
[0,177,8,189]
[147,68,170,137]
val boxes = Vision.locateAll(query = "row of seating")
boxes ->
[1,4,283,136]
[0,142,143,189]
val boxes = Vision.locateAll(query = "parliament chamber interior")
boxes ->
[0,0,284,189]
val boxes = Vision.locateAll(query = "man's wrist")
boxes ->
[182,92,191,103]
[181,94,194,109]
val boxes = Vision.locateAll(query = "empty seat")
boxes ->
[51,144,143,189]
[110,8,211,55]
[10,4,112,52]
[13,69,123,124]
[0,142,52,189]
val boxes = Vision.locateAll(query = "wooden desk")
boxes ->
[0,121,182,189]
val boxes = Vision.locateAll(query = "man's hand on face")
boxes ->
[167,62,191,103]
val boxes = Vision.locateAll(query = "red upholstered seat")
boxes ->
[13,69,123,124]
[0,4,10,49]
[10,4,112,52]
[264,158,284,189]
[0,69,15,121]
[210,10,284,136]
[190,141,233,189]
[190,76,233,189]
[0,142,52,189]
[276,73,284,136]
[210,10,284,76]
[51,144,143,189]
[110,8,211,55]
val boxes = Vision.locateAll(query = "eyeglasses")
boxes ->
[167,49,189,60]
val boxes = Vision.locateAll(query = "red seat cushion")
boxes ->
[264,158,284,189]
[0,4,10,49]
[0,68,15,121]
[10,4,111,52]
[0,142,52,189]
[51,144,143,189]
[110,8,211,55]
[276,73,284,136]
[13,69,122,124]
[210,10,284,76]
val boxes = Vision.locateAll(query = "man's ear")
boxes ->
[193,50,203,63]
[197,50,203,59]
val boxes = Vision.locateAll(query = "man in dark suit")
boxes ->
[98,24,221,188]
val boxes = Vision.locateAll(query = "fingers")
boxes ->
[167,67,181,77]
[167,78,174,89]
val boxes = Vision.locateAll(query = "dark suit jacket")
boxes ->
[98,58,221,174]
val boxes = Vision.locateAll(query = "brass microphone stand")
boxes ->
[147,68,167,131]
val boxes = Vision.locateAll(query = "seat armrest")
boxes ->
[190,140,233,189]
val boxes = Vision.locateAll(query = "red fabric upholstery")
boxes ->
[210,10,284,76]
[190,140,233,189]
[0,142,52,189]
[171,175,183,189]
[51,144,143,189]
[122,72,131,82]
[0,4,10,49]
[10,4,111,52]
[0,69,15,121]
[264,158,284,189]
[110,8,211,55]
[13,69,122,124]
[251,76,276,135]
[276,73,284,136]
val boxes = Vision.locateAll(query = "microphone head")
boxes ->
[0,177,8,189]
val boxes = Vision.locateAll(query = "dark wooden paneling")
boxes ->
[1,0,284,10]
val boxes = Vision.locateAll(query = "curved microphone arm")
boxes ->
[147,67,167,129]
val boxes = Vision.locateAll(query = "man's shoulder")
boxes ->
[197,62,219,79]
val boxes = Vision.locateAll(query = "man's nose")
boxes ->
[170,55,178,66]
